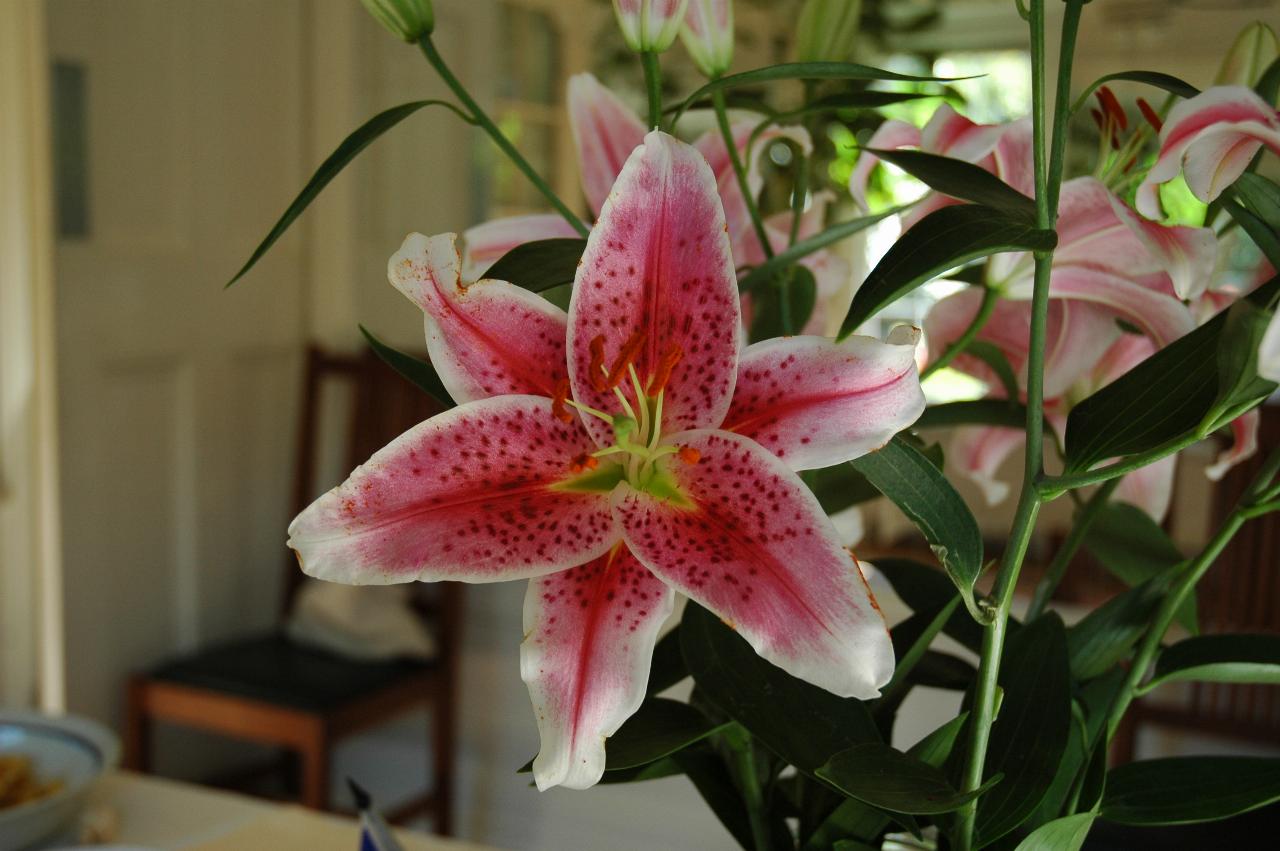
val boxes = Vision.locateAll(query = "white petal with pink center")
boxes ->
[288,395,620,585]
[389,233,570,402]
[613,429,894,699]
[722,332,924,471]
[522,546,674,790]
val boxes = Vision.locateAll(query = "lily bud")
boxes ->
[1215,21,1279,89]
[794,0,863,63]
[613,0,690,54]
[680,0,734,78]
[359,0,434,43]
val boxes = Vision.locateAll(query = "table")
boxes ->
[64,771,496,850]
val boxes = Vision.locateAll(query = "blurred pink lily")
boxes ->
[289,132,924,791]
[1262,313,1280,383]
[462,73,815,280]
[613,0,689,53]
[1137,85,1280,218]
[680,0,734,78]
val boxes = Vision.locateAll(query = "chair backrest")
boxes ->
[1190,404,1279,739]
[281,346,458,633]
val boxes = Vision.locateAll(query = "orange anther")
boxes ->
[551,378,574,423]
[588,336,608,392]
[569,452,599,473]
[649,343,684,394]
[678,446,701,465]
[606,330,646,390]
[1137,98,1162,134]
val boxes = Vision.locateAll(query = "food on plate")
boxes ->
[0,754,64,810]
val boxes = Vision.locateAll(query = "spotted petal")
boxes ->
[521,546,675,791]
[612,430,894,699]
[568,131,740,445]
[461,214,582,282]
[288,395,620,585]
[722,332,924,471]
[568,73,648,216]
[389,233,569,402]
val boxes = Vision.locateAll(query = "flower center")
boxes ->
[552,333,697,495]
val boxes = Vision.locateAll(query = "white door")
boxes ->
[47,0,309,725]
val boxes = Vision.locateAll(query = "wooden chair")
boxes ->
[1113,405,1280,762]
[123,346,460,832]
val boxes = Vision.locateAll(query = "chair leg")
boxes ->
[432,697,454,836]
[123,677,152,773]
[298,724,331,811]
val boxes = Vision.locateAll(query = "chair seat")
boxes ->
[148,632,434,713]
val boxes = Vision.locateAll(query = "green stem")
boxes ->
[1025,478,1120,621]
[1102,449,1280,741]
[724,725,771,851]
[417,35,589,236]
[1038,431,1201,498]
[955,5,1083,849]
[641,51,663,130]
[712,89,774,261]
[920,286,1000,380]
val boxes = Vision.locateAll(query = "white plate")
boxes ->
[0,710,119,851]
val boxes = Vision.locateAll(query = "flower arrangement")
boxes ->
[229,1,1280,848]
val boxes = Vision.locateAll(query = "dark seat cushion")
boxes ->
[148,632,433,712]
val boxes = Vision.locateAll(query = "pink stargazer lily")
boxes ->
[288,131,924,791]
[1137,85,1280,218]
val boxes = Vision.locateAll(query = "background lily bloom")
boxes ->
[680,0,734,79]
[1137,85,1280,217]
[612,0,689,53]
[1261,312,1280,382]
[288,131,925,791]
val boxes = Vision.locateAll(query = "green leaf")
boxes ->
[1209,298,1278,421]
[838,205,1056,339]
[1256,56,1280,104]
[737,207,901,295]
[818,742,1002,815]
[672,748,757,850]
[1071,71,1199,116]
[1144,633,1280,692]
[873,557,986,653]
[1066,575,1169,680]
[517,697,723,776]
[803,799,890,851]
[680,603,880,773]
[646,627,689,695]
[1083,501,1196,633]
[596,755,683,784]
[750,91,936,150]
[227,100,471,286]
[673,61,958,125]
[1223,188,1280,271]
[481,237,587,293]
[808,463,882,514]
[1102,757,1280,825]
[833,841,880,851]
[976,613,1072,847]
[359,325,454,408]
[850,436,986,622]
[861,148,1036,214]
[1013,813,1096,851]
[907,713,970,769]
[749,265,818,342]
[915,400,1027,430]
[966,340,1022,403]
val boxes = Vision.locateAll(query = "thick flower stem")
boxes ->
[1025,477,1121,620]
[416,35,589,236]
[724,724,771,851]
[1102,445,1280,743]
[712,89,774,262]
[641,51,663,130]
[920,285,1000,380]
[954,4,1083,849]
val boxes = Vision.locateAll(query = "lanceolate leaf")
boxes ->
[861,148,1036,214]
[1070,71,1199,116]
[750,92,936,152]
[906,713,969,769]
[818,742,1002,815]
[680,603,880,773]
[807,463,881,514]
[673,61,958,124]
[228,100,472,286]
[1102,757,1280,825]
[915,400,1027,430]
[1067,575,1170,680]
[673,747,758,850]
[1084,502,1196,633]
[1143,634,1280,692]
[646,627,689,695]
[1210,299,1279,420]
[481,237,588,293]
[738,207,901,295]
[1013,813,1096,851]
[851,437,986,622]
[966,340,1022,403]
[976,613,1072,847]
[359,325,454,408]
[873,557,987,653]
[749,265,817,341]
[838,205,1057,339]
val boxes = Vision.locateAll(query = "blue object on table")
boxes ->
[349,779,405,851]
